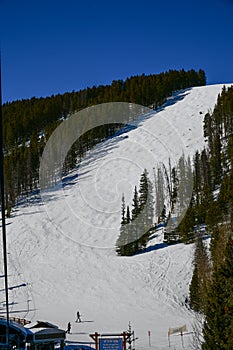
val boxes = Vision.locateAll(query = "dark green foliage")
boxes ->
[180,88,233,240]
[2,69,206,211]
[3,69,205,150]
[116,170,154,256]
[227,135,233,169]
[203,85,233,190]
[189,232,210,313]
[177,205,196,243]
[117,152,194,253]
[160,205,167,223]
[162,154,193,243]
[121,194,126,225]
[181,85,233,348]
[131,186,140,220]
[139,169,154,227]
[210,134,222,185]
[205,198,222,229]
[189,263,200,311]
[116,196,131,256]
[155,167,165,223]
[202,236,233,349]
[137,170,154,248]
[129,186,141,254]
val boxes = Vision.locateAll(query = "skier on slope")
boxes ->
[76,311,81,323]
[67,322,71,334]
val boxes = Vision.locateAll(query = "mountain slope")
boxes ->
[1,83,232,349]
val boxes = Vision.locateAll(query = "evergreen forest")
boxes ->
[116,84,233,349]
[2,68,205,214]
[3,67,233,347]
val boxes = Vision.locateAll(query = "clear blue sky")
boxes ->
[1,0,233,103]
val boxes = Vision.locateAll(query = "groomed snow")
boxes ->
[1,83,232,349]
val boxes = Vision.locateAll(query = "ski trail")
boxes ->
[4,84,232,348]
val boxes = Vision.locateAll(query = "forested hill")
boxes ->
[2,68,206,212]
[114,82,233,348]
[185,85,233,349]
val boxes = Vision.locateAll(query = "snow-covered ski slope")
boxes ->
[2,84,232,349]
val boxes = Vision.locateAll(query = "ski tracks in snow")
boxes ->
[134,244,193,313]
[3,85,230,347]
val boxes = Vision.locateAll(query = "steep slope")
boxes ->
[1,84,231,349]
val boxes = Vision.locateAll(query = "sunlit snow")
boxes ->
[1,84,232,349]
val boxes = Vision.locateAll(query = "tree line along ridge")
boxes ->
[2,68,206,213]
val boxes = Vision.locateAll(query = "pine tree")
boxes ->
[189,263,200,312]
[126,205,130,224]
[137,169,154,248]
[178,203,196,243]
[189,232,210,313]
[116,196,131,256]
[139,169,154,229]
[130,186,140,253]
[121,194,126,225]
[131,186,140,220]
[116,170,154,255]
[139,170,149,211]
[210,133,222,187]
[171,166,178,211]
[202,235,233,349]
[155,166,165,223]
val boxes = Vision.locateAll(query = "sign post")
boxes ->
[90,332,133,350]
[148,330,151,347]
[99,338,123,350]
[168,324,187,348]
[168,329,171,348]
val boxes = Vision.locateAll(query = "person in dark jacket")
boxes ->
[76,311,81,322]
[67,322,71,333]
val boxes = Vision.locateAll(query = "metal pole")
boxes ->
[181,330,184,348]
[0,52,10,347]
[148,330,151,347]
[168,330,171,348]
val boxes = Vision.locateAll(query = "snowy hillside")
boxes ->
[1,84,232,349]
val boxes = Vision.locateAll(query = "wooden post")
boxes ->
[90,331,132,350]
[122,332,127,350]
[90,332,100,350]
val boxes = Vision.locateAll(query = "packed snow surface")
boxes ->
[1,84,232,349]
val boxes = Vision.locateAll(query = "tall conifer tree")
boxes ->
[202,235,233,349]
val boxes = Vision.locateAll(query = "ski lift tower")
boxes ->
[0,53,10,347]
